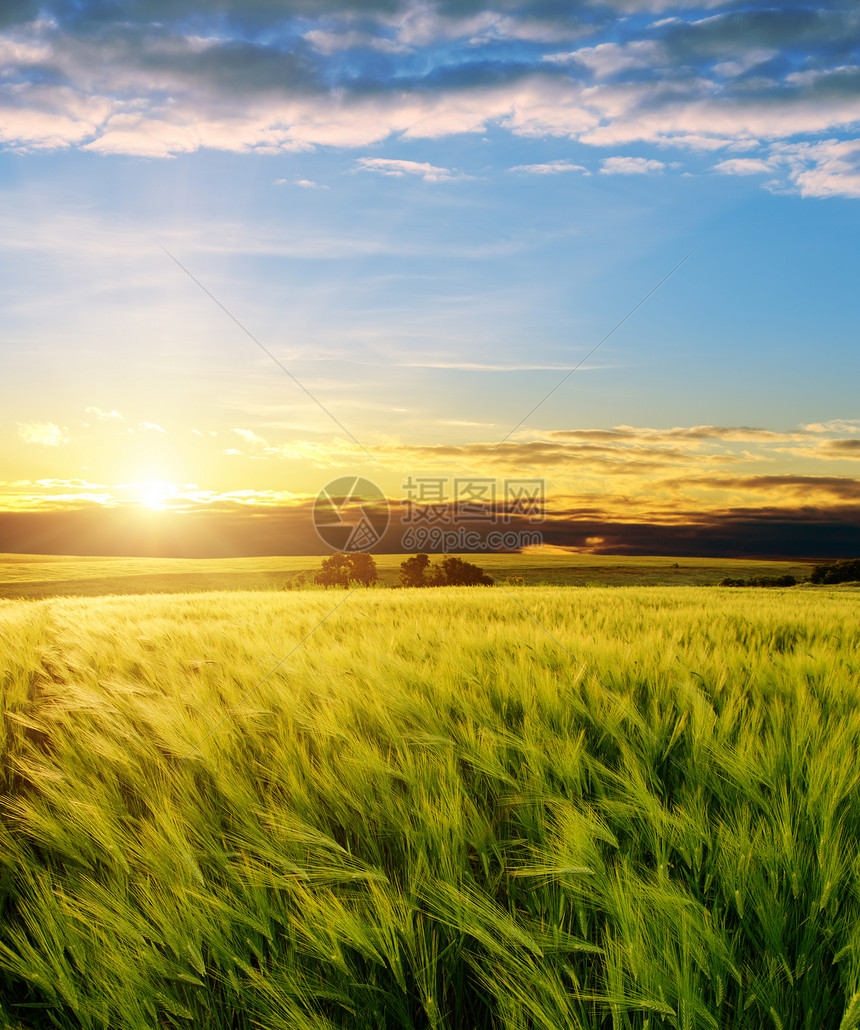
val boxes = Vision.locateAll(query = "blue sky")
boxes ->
[1,0,858,555]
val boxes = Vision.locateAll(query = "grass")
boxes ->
[0,552,820,599]
[0,585,858,1028]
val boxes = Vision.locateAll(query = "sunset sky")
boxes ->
[1,0,858,557]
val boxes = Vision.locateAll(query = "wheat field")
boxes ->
[0,586,858,1028]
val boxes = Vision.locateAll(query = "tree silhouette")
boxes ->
[398,553,493,587]
[347,552,378,586]
[399,552,431,587]
[315,552,378,588]
[810,559,860,585]
[434,556,493,586]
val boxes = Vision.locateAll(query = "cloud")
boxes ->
[549,424,808,444]
[546,40,667,78]
[814,439,860,460]
[3,408,860,558]
[397,359,596,370]
[712,48,778,79]
[303,28,408,55]
[0,0,38,31]
[393,6,583,48]
[509,159,587,174]
[16,421,70,446]
[0,1,859,196]
[355,156,460,181]
[600,156,666,175]
[137,421,166,433]
[713,140,860,197]
[35,478,102,488]
[679,474,860,502]
[804,419,860,434]
[190,419,860,484]
[85,406,124,421]
[273,176,329,188]
[232,427,268,446]
[773,138,860,199]
[713,157,772,175]
[1,495,858,560]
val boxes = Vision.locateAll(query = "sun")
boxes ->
[138,481,174,510]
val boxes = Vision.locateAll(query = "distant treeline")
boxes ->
[293,554,860,590]
[719,575,798,588]
[291,552,494,589]
[809,558,860,584]
[398,553,493,587]
[720,558,860,588]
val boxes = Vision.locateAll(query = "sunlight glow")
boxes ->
[138,481,176,510]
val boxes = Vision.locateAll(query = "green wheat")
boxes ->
[0,586,857,1028]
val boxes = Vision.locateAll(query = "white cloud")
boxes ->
[713,157,773,176]
[35,478,103,488]
[547,40,666,78]
[17,421,70,446]
[509,159,587,174]
[85,406,124,421]
[232,427,268,446]
[579,85,860,152]
[393,6,576,48]
[804,419,860,434]
[273,177,327,188]
[600,156,666,175]
[138,421,166,433]
[355,157,459,182]
[774,139,860,199]
[711,138,860,198]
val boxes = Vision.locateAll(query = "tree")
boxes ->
[435,556,493,586]
[315,552,378,588]
[398,553,493,587]
[719,575,796,588]
[347,552,378,586]
[399,552,431,587]
[810,559,860,585]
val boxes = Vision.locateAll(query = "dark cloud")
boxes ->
[0,0,37,29]
[549,424,802,443]
[48,0,405,29]
[46,24,325,98]
[823,439,860,456]
[1,498,857,559]
[538,505,860,559]
[684,473,860,500]
[388,437,719,469]
[660,5,860,59]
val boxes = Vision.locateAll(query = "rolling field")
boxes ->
[0,552,819,599]
[1,585,858,1029]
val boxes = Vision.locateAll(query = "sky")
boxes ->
[1,0,859,557]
